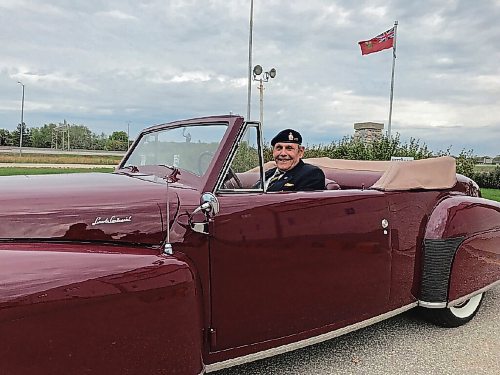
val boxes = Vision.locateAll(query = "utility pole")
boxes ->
[127,121,130,149]
[17,81,25,155]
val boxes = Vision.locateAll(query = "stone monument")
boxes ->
[354,122,384,143]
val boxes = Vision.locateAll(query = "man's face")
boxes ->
[273,142,304,171]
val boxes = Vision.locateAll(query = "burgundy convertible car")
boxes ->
[1,115,499,374]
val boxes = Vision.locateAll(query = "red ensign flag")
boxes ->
[358,27,395,55]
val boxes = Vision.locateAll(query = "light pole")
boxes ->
[252,65,276,128]
[127,121,131,149]
[17,81,25,155]
[246,0,254,121]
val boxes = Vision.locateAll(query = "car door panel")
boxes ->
[209,190,391,352]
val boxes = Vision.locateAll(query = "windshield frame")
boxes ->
[117,115,244,192]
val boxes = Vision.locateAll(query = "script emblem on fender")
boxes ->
[91,216,132,226]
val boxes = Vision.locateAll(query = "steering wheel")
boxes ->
[223,167,243,189]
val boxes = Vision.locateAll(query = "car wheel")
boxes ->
[422,293,484,328]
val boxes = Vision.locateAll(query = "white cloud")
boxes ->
[362,6,387,18]
[472,74,500,93]
[9,70,95,93]
[0,0,64,15]
[170,71,211,83]
[95,10,138,21]
[436,57,454,65]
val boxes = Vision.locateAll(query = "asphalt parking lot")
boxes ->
[215,287,499,375]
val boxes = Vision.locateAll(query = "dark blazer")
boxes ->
[265,160,325,192]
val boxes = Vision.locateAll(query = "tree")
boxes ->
[109,131,128,143]
[10,123,28,147]
[91,132,108,150]
[0,129,13,146]
[106,131,128,151]
[31,123,56,148]
[69,124,93,150]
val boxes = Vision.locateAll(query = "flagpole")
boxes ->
[387,20,398,138]
[246,0,254,121]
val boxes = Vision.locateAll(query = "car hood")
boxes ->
[0,173,181,245]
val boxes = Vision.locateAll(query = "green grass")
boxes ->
[0,152,121,165]
[474,164,499,172]
[0,167,114,176]
[481,188,500,202]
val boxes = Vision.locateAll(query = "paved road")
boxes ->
[215,287,499,375]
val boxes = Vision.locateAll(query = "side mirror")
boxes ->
[190,193,219,234]
[192,192,219,217]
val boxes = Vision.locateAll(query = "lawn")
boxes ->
[0,152,121,165]
[0,167,114,176]
[481,188,500,202]
[474,164,499,173]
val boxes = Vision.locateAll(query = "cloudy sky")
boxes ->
[1,0,499,155]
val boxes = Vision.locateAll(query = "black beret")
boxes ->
[271,129,302,146]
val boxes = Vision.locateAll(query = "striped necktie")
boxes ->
[266,169,284,189]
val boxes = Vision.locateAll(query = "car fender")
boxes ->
[0,243,205,375]
[419,196,500,307]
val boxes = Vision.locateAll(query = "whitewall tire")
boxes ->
[422,293,484,328]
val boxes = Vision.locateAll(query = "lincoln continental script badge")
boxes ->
[91,216,132,226]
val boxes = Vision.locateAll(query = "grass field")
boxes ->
[0,167,114,176]
[481,188,500,202]
[0,153,121,165]
[474,164,499,172]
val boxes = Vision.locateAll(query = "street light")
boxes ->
[17,81,25,155]
[252,65,276,128]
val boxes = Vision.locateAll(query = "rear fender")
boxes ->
[419,196,500,308]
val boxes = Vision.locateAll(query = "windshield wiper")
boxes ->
[157,164,175,170]
[119,165,139,173]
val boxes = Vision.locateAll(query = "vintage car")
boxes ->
[1,115,499,374]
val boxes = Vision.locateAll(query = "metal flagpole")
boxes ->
[246,0,254,121]
[387,20,398,138]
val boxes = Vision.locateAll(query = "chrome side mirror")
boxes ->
[192,192,219,217]
[190,193,219,234]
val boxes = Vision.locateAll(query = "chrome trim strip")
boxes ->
[205,302,417,373]
[218,188,262,193]
[447,279,500,307]
[418,300,447,309]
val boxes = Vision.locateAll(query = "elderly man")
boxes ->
[265,129,325,191]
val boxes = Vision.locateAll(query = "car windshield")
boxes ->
[123,123,228,176]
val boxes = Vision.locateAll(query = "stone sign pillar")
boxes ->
[354,122,384,143]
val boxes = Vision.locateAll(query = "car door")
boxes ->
[208,188,392,352]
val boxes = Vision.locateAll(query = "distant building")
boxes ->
[353,122,384,143]
[477,157,494,164]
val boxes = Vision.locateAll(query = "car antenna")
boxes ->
[162,168,181,255]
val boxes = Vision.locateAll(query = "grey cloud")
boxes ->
[0,0,498,155]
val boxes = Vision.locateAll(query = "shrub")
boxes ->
[436,148,476,178]
[299,134,432,161]
[471,166,500,189]
[261,134,481,185]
